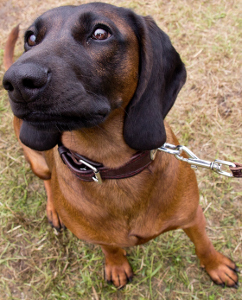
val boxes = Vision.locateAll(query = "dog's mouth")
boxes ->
[23,111,109,131]
[24,112,80,130]
[19,110,110,151]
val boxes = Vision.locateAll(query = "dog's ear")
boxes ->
[123,15,186,150]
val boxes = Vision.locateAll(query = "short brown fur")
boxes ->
[3,4,238,289]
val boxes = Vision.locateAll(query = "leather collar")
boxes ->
[58,144,156,184]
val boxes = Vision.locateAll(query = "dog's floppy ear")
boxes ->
[124,15,186,150]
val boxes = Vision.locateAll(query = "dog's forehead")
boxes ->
[32,3,133,34]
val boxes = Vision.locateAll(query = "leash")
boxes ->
[58,143,242,184]
[158,143,242,178]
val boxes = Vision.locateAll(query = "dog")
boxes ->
[3,2,239,289]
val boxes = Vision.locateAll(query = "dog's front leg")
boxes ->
[45,179,65,231]
[101,245,133,288]
[183,205,239,288]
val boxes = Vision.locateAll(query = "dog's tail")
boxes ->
[3,25,20,71]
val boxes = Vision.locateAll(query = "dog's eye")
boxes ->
[92,28,110,40]
[27,34,37,46]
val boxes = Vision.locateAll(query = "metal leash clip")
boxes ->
[210,160,236,178]
[158,143,236,178]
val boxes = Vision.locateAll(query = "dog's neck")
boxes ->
[61,109,136,168]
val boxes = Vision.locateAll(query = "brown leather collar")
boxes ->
[58,144,156,184]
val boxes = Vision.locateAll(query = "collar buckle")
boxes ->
[79,159,103,184]
[150,149,158,160]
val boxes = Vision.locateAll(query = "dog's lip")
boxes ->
[24,111,108,121]
[25,112,68,122]
[23,111,109,129]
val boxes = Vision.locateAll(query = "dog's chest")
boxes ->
[53,170,175,246]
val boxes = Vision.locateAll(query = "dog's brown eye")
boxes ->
[92,28,110,40]
[27,34,37,46]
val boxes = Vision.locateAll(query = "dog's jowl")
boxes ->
[3,2,239,289]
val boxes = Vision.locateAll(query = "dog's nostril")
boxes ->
[22,78,37,89]
[21,71,50,89]
[3,80,14,92]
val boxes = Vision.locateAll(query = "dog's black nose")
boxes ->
[3,63,51,102]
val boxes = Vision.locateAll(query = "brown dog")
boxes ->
[3,2,239,288]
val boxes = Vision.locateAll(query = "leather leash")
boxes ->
[230,163,242,178]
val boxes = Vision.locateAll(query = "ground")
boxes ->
[0,0,241,299]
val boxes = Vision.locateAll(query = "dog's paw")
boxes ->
[46,201,65,232]
[104,254,133,288]
[202,251,239,288]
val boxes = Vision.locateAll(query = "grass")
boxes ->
[0,0,241,299]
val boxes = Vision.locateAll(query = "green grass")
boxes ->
[0,0,241,299]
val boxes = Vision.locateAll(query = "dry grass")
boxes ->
[0,0,241,299]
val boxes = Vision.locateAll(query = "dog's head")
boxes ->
[3,2,186,151]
